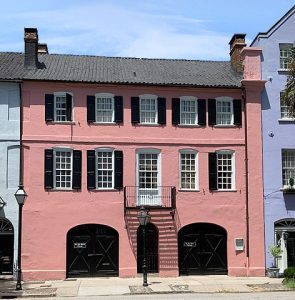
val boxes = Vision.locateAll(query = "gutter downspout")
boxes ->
[19,82,23,186]
[242,87,250,276]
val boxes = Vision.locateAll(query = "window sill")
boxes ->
[46,188,78,192]
[179,189,200,192]
[211,189,237,192]
[214,124,236,128]
[134,123,163,127]
[89,189,120,192]
[47,121,75,125]
[278,119,295,123]
[90,122,118,126]
[178,124,201,128]
[280,187,295,194]
[278,69,289,73]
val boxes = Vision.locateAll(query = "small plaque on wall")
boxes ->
[235,238,244,251]
[74,242,86,249]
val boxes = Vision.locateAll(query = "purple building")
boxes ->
[251,5,295,273]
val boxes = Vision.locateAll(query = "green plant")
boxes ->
[284,267,295,280]
[268,245,283,267]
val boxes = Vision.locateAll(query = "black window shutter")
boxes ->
[87,96,96,123]
[72,150,82,189]
[157,97,166,125]
[66,93,72,121]
[208,99,216,126]
[131,97,140,124]
[44,149,54,189]
[45,94,54,122]
[114,150,123,190]
[114,96,123,123]
[198,99,206,126]
[209,152,217,190]
[172,98,180,125]
[87,150,96,189]
[233,99,242,126]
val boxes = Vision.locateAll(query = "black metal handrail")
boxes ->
[124,186,176,209]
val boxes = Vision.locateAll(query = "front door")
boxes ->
[137,151,161,206]
[67,224,118,277]
[137,223,158,273]
[178,223,227,275]
[0,218,14,275]
[287,232,295,267]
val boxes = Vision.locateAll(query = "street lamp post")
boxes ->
[14,184,27,290]
[137,206,151,287]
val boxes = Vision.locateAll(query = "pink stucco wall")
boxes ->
[21,50,265,280]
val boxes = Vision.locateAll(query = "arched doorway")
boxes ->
[275,219,295,272]
[137,223,158,273]
[178,223,227,275]
[0,218,14,275]
[66,224,118,277]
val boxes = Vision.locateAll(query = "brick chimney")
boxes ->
[24,28,38,69]
[38,43,48,54]
[229,34,246,73]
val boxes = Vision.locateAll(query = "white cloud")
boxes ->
[0,1,232,60]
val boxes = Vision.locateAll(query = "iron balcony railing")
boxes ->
[124,186,176,209]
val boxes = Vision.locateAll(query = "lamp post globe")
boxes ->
[137,207,151,287]
[15,184,27,290]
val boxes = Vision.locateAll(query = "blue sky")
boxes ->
[0,0,294,60]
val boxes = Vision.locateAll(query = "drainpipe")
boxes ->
[19,82,23,186]
[242,87,250,276]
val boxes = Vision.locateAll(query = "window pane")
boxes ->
[280,92,292,119]
[55,96,67,122]
[216,100,233,125]
[96,97,114,123]
[180,99,197,124]
[280,45,293,69]
[217,153,233,190]
[140,98,157,124]
[282,150,295,186]
[138,153,158,188]
[180,152,197,189]
[97,151,113,188]
[55,150,72,188]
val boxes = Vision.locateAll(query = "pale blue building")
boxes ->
[251,5,295,273]
[0,81,20,275]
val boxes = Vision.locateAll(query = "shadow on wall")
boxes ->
[284,194,295,210]
[261,87,271,111]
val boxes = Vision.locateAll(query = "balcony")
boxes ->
[124,186,176,210]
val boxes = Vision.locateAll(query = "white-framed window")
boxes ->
[280,92,292,120]
[54,148,73,189]
[95,93,114,123]
[280,44,293,69]
[179,149,198,190]
[140,94,157,124]
[96,148,114,189]
[282,149,295,187]
[217,150,235,190]
[180,97,198,125]
[136,149,161,206]
[54,92,73,122]
[216,97,233,125]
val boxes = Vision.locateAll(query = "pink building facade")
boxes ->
[19,29,266,280]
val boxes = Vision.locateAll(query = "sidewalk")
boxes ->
[0,275,291,298]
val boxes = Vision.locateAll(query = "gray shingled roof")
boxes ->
[0,52,242,87]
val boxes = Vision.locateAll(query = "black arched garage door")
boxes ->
[178,223,227,275]
[67,224,118,277]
